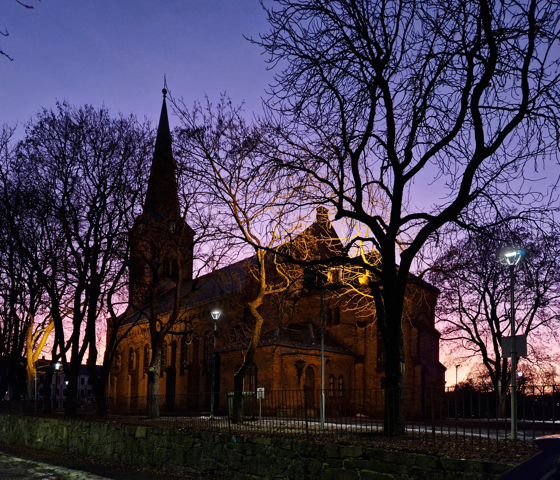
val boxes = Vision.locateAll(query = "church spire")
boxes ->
[143,88,181,220]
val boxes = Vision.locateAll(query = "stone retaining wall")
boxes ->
[0,416,515,479]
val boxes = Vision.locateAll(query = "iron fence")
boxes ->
[4,386,560,461]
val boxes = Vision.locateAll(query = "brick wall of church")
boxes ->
[110,276,444,422]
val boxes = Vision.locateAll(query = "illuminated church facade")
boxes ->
[109,92,446,417]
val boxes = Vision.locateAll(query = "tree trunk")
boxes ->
[373,269,407,437]
[495,380,509,419]
[26,363,35,404]
[64,375,78,417]
[89,359,109,416]
[42,368,54,414]
[383,287,406,436]
[147,352,161,419]
[231,372,244,424]
[383,339,406,436]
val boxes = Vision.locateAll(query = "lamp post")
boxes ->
[499,246,524,439]
[304,267,342,430]
[319,289,326,430]
[454,364,460,419]
[210,310,221,419]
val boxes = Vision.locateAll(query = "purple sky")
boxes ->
[2,1,557,210]
[3,1,559,385]
[1,1,273,136]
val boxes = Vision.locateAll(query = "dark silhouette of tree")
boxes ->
[253,0,560,435]
[6,103,153,415]
[0,125,57,404]
[429,224,560,414]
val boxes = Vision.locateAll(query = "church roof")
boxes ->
[123,204,439,325]
[122,256,251,325]
[217,323,354,356]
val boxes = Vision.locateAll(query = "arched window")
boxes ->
[161,341,168,373]
[333,306,341,325]
[247,363,257,392]
[305,366,315,390]
[143,344,150,374]
[180,336,188,373]
[231,325,244,342]
[203,333,213,372]
[116,354,121,373]
[129,348,135,373]
[338,375,344,397]
[377,328,386,370]
[328,374,334,397]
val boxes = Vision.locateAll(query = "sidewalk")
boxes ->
[0,443,224,480]
[0,451,111,479]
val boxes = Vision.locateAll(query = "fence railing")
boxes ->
[4,386,559,461]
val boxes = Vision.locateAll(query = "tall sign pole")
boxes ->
[320,290,325,430]
[499,246,523,440]
[210,310,221,419]
[509,264,517,439]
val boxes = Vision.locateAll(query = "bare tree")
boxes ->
[174,96,304,423]
[429,223,560,413]
[0,125,58,404]
[11,103,152,415]
[252,0,560,434]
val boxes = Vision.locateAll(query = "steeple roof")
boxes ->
[143,89,181,220]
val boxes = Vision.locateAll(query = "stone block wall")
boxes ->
[0,416,515,479]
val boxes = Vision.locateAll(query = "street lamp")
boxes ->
[499,245,524,439]
[210,310,221,419]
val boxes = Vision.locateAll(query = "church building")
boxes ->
[109,91,446,418]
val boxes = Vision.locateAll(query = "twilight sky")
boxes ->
[2,0,558,208]
[3,1,559,386]
[1,0,273,135]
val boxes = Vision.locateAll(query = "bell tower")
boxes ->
[128,89,193,307]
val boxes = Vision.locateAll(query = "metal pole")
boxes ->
[210,319,217,419]
[320,290,325,430]
[455,364,459,419]
[510,265,517,439]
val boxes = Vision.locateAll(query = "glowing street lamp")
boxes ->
[210,310,221,419]
[498,246,524,439]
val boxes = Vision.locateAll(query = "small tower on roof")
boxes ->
[128,88,194,307]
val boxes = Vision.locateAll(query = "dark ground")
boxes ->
[0,442,228,480]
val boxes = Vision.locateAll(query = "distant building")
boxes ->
[109,91,445,418]
[36,360,95,409]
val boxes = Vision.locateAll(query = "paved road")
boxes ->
[0,450,111,479]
